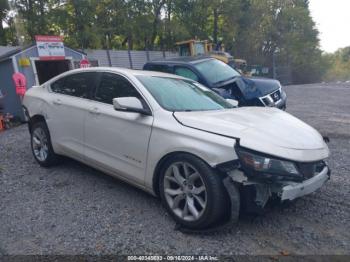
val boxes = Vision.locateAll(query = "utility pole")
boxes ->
[272,50,277,79]
[105,34,112,67]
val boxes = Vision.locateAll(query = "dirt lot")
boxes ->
[0,83,349,255]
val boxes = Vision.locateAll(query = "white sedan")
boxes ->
[23,67,330,229]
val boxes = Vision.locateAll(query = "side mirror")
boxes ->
[113,97,152,116]
[226,99,239,107]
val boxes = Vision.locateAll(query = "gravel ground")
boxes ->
[0,83,349,256]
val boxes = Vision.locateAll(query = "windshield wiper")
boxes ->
[172,109,193,112]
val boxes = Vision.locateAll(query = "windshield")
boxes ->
[136,76,234,112]
[194,59,241,85]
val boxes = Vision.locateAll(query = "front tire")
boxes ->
[30,121,60,167]
[159,154,228,229]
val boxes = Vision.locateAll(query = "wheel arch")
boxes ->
[152,151,215,197]
[28,114,47,133]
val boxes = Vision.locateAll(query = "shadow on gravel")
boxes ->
[53,157,299,236]
[58,157,156,198]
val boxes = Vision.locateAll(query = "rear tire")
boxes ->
[30,121,61,167]
[159,153,229,229]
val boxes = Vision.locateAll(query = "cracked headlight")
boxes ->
[236,148,301,178]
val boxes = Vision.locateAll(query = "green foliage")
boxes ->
[0,0,336,83]
[323,47,350,82]
[0,0,10,45]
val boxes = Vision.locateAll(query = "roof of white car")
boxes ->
[68,67,185,79]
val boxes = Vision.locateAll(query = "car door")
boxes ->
[47,72,96,159]
[84,72,153,185]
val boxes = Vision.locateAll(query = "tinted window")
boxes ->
[146,64,172,74]
[174,67,199,81]
[94,73,141,104]
[51,72,94,98]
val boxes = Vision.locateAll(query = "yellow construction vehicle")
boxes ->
[176,39,234,67]
[175,39,261,77]
[175,39,212,57]
[232,59,251,76]
[210,50,235,67]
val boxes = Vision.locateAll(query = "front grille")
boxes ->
[271,89,281,102]
[298,161,326,180]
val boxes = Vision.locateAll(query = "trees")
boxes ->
[0,0,330,83]
[0,0,10,45]
[324,47,350,82]
[272,0,325,83]
[229,0,326,83]
[63,0,101,49]
[11,0,51,41]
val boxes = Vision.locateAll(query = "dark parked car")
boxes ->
[144,56,287,109]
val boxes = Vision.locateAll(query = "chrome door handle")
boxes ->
[53,99,62,105]
[89,108,100,115]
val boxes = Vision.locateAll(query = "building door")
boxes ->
[35,60,71,84]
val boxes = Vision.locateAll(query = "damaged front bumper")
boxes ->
[219,162,331,226]
[279,165,330,201]
[224,164,331,207]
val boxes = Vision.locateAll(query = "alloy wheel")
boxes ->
[32,127,49,162]
[163,162,207,221]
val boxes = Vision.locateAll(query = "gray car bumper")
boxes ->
[280,166,330,201]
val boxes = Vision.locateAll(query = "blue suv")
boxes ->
[144,56,287,109]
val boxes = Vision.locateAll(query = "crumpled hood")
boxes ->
[174,107,329,162]
[214,76,281,99]
[244,77,281,96]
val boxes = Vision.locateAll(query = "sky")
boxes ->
[309,0,350,53]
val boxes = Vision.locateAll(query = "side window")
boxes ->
[94,73,142,105]
[146,64,172,74]
[51,78,65,93]
[51,73,94,98]
[174,67,199,81]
